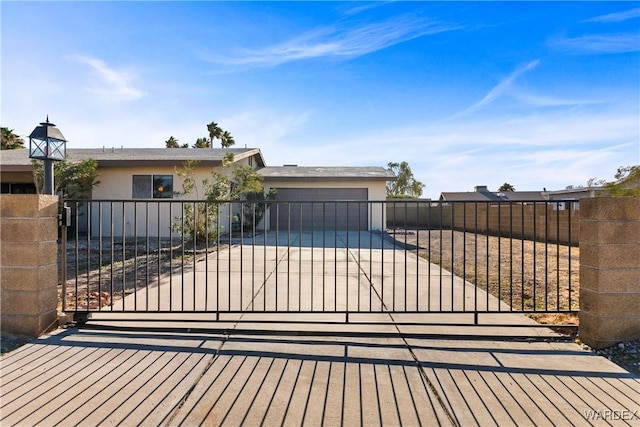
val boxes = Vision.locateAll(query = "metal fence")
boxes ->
[60,199,578,325]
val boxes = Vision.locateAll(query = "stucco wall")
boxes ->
[92,164,227,200]
[0,171,35,184]
[85,159,253,238]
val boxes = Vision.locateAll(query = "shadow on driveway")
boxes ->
[2,324,638,426]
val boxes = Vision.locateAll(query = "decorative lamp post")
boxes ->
[28,116,67,195]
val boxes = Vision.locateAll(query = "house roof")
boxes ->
[0,147,265,170]
[440,190,545,202]
[542,187,604,199]
[258,166,396,181]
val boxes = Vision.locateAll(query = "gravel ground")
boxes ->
[580,340,640,376]
[1,336,31,354]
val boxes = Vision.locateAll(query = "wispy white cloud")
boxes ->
[581,7,640,23]
[270,105,638,197]
[549,33,640,54]
[450,60,540,119]
[339,1,396,17]
[516,142,634,166]
[444,111,638,148]
[73,55,145,101]
[208,15,461,68]
[222,109,311,151]
[511,92,606,108]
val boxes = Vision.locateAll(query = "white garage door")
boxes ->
[271,188,368,230]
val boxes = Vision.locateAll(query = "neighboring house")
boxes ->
[542,187,604,201]
[542,187,605,210]
[439,185,546,203]
[0,148,394,233]
[439,185,604,211]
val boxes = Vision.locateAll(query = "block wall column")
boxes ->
[579,197,640,349]
[1,195,59,338]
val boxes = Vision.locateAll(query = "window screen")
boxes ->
[132,175,152,198]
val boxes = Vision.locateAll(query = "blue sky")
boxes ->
[2,1,639,199]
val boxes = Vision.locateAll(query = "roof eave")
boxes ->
[262,175,394,182]
[232,148,266,167]
[94,159,223,167]
[0,165,33,172]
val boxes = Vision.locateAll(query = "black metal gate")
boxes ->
[59,199,579,326]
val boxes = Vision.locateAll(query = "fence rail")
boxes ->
[60,199,578,324]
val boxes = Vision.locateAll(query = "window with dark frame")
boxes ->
[153,175,173,198]
[132,175,173,199]
[1,183,37,194]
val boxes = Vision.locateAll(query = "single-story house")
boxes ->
[440,185,546,203]
[542,187,604,200]
[541,187,605,211]
[1,148,394,233]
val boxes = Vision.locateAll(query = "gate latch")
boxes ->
[59,206,72,227]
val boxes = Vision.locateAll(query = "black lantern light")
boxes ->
[29,116,67,195]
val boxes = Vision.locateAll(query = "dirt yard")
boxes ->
[388,229,580,325]
[58,238,222,310]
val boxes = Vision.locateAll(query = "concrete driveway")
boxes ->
[1,231,639,426]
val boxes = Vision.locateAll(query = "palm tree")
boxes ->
[1,127,25,150]
[498,183,516,192]
[207,121,223,148]
[193,137,210,148]
[221,130,235,148]
[165,136,180,148]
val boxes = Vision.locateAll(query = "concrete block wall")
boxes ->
[386,202,579,246]
[579,197,640,349]
[386,200,445,228]
[1,195,59,338]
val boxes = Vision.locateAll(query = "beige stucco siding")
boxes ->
[88,164,236,238]
[92,164,233,200]
[0,171,34,184]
